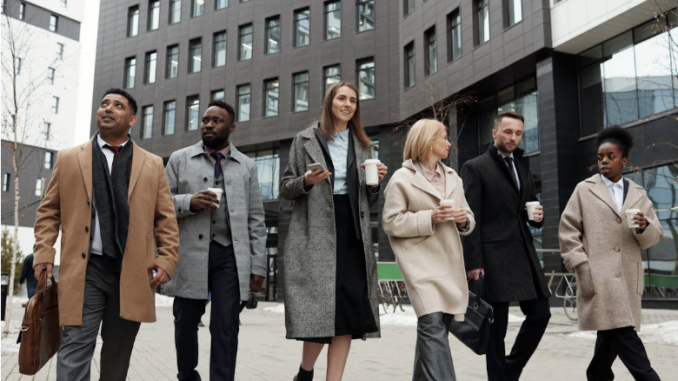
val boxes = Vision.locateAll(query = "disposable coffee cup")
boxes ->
[526,201,540,221]
[207,187,223,207]
[440,199,456,221]
[625,209,641,228]
[364,159,381,186]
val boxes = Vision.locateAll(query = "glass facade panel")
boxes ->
[294,8,310,47]
[264,79,279,117]
[187,96,200,131]
[164,101,176,135]
[189,39,202,73]
[324,65,340,94]
[448,10,461,62]
[50,15,58,32]
[425,28,437,76]
[238,85,251,121]
[266,17,281,54]
[357,0,374,32]
[149,0,160,30]
[166,45,179,78]
[125,57,136,88]
[142,105,153,139]
[170,0,181,24]
[634,33,674,118]
[293,72,309,111]
[145,51,157,84]
[211,90,225,101]
[213,31,227,67]
[602,44,638,126]
[247,150,280,200]
[404,43,414,88]
[127,6,138,37]
[477,0,489,44]
[215,0,228,10]
[325,1,341,40]
[239,24,253,60]
[192,0,204,17]
[507,0,522,26]
[357,59,375,100]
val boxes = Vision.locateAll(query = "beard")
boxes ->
[496,139,517,153]
[202,133,229,149]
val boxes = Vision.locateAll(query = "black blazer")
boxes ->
[460,144,550,302]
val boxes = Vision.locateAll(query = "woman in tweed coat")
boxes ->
[559,127,664,381]
[280,82,387,381]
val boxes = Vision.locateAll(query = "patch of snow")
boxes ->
[263,304,285,314]
[155,294,174,307]
[508,314,526,323]
[1,320,23,354]
[379,306,418,327]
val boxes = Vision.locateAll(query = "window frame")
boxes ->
[324,1,341,40]
[188,38,202,73]
[356,58,375,100]
[292,72,310,112]
[263,78,280,117]
[125,56,136,88]
[191,0,204,17]
[447,9,461,62]
[49,14,59,32]
[163,100,177,135]
[213,30,227,67]
[51,96,60,113]
[169,0,181,24]
[144,51,157,84]
[357,0,374,32]
[424,26,437,76]
[323,64,341,94]
[141,105,154,139]
[239,24,253,61]
[148,0,160,31]
[237,84,252,122]
[186,95,200,131]
[294,8,311,47]
[404,42,415,88]
[265,16,281,55]
[127,6,138,37]
[166,44,179,79]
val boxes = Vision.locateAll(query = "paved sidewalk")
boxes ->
[2,299,678,380]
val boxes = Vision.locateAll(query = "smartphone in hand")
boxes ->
[307,163,325,172]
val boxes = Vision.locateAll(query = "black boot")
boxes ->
[294,366,313,381]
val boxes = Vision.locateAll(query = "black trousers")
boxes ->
[486,297,550,381]
[173,242,241,381]
[587,326,661,381]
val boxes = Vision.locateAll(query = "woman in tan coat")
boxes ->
[383,119,475,381]
[559,126,664,381]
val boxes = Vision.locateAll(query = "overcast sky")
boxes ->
[73,0,100,146]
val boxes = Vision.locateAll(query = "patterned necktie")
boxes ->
[211,152,224,179]
[103,144,122,172]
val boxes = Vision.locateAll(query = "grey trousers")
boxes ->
[57,255,141,381]
[413,312,457,381]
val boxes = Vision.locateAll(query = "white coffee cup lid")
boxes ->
[364,159,381,164]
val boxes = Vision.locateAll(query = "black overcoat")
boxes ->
[460,144,550,302]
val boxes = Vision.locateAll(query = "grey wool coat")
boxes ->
[280,125,381,340]
[163,141,267,301]
[559,174,664,331]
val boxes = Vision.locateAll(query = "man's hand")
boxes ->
[530,205,544,223]
[250,274,264,293]
[150,266,170,287]
[34,263,53,279]
[467,268,484,281]
[189,190,219,212]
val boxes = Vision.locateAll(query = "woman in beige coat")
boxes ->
[559,126,664,381]
[383,119,475,381]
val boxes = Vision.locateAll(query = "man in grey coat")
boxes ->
[164,100,267,381]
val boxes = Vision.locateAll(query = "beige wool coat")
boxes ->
[382,160,475,318]
[559,174,664,331]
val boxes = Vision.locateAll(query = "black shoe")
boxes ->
[295,366,313,381]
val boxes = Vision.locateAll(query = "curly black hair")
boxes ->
[207,100,236,122]
[596,126,634,158]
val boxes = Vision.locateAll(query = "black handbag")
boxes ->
[448,274,494,355]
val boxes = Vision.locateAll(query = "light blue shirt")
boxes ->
[498,151,521,191]
[328,128,350,195]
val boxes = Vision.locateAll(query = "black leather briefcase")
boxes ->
[448,274,494,355]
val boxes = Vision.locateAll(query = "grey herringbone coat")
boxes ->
[280,126,381,339]
[163,142,267,301]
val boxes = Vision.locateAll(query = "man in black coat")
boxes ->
[460,111,551,381]
[19,251,37,300]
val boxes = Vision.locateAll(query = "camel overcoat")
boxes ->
[559,174,664,331]
[33,138,180,326]
[279,125,380,339]
[382,160,475,318]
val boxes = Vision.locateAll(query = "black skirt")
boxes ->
[299,195,378,344]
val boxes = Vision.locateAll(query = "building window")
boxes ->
[264,78,279,117]
[213,31,227,67]
[142,105,154,139]
[357,58,375,100]
[404,42,414,88]
[505,0,522,27]
[15,58,21,75]
[239,24,253,60]
[186,96,200,131]
[170,0,181,24]
[144,51,157,84]
[189,38,202,73]
[56,43,64,60]
[163,100,176,135]
[211,89,225,101]
[293,72,309,112]
[42,122,51,138]
[19,2,25,20]
[497,78,539,154]
[476,0,490,45]
[51,96,59,113]
[424,26,437,76]
[60,0,67,7]
[44,152,54,169]
[404,0,414,16]
[324,65,341,94]
[246,149,280,200]
[148,0,160,30]
[578,18,678,136]
[35,179,44,197]
[215,0,228,10]
[127,6,138,37]
[294,8,310,47]
[265,17,281,54]
[166,44,179,78]
[447,9,461,62]
[2,173,10,192]
[325,1,341,40]
[49,14,58,32]
[237,84,251,121]
[125,57,136,88]
[46,67,55,84]
[192,0,204,17]
[357,0,374,32]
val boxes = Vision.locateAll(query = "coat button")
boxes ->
[199,234,203,239]
[85,226,89,233]
[616,217,622,223]
[81,253,86,259]
[87,200,90,205]
[614,247,621,252]
[203,177,208,182]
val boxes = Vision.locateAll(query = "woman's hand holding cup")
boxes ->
[432,201,454,224]
[453,209,468,227]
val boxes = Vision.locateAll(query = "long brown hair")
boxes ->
[317,82,372,148]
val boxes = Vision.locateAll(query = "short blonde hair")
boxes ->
[403,119,447,162]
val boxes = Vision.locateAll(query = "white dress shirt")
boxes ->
[90,135,130,255]
[601,174,624,213]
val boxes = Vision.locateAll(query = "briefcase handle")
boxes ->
[468,273,487,309]
[35,271,56,315]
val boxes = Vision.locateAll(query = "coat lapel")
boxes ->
[77,139,94,202]
[487,146,520,194]
[443,165,457,199]
[621,178,644,213]
[406,160,443,201]
[588,175,622,217]
[128,141,146,200]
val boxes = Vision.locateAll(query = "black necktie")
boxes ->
[504,157,519,190]
[211,152,224,179]
[103,144,122,172]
